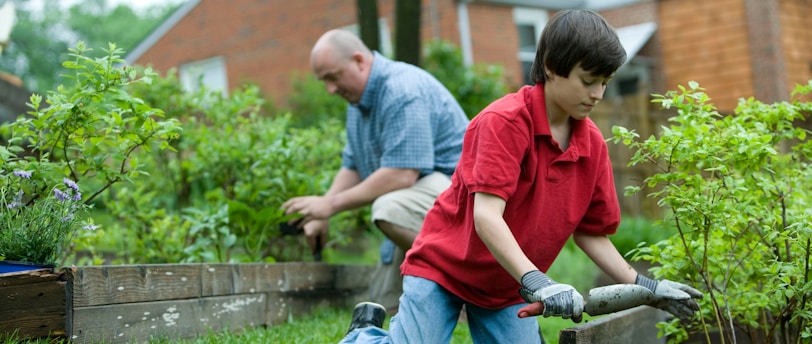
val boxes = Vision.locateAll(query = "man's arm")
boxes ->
[282,167,419,220]
[330,167,419,213]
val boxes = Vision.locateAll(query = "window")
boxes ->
[604,63,649,99]
[513,8,547,85]
[179,56,228,96]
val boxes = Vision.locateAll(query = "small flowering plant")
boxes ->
[1,170,97,266]
[0,42,179,267]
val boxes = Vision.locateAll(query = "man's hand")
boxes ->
[302,219,328,256]
[281,195,336,221]
[636,275,703,321]
[518,270,584,322]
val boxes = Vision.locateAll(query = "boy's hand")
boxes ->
[636,275,703,321]
[518,270,584,322]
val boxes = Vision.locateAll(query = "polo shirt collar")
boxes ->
[356,51,386,112]
[526,84,592,159]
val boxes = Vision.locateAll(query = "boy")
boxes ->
[341,9,702,344]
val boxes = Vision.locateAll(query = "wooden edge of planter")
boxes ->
[0,267,72,341]
[66,263,374,344]
[558,306,671,344]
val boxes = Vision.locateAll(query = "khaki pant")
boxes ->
[367,172,452,311]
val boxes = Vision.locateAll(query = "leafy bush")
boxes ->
[286,71,347,128]
[0,42,180,266]
[611,216,676,257]
[422,40,507,119]
[612,81,812,343]
[82,69,367,264]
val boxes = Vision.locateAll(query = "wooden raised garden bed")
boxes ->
[1,263,373,343]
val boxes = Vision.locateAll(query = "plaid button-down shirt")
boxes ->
[342,52,469,180]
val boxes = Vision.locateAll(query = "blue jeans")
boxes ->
[340,276,543,344]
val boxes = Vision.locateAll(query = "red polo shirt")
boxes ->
[401,84,620,309]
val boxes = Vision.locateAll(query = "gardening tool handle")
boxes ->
[313,235,322,262]
[517,302,544,318]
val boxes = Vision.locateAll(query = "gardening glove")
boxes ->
[636,274,703,322]
[518,270,584,322]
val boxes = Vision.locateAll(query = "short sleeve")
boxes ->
[460,112,529,201]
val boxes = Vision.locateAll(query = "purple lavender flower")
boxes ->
[13,170,32,179]
[53,188,70,202]
[6,190,23,209]
[63,178,80,192]
[83,224,99,231]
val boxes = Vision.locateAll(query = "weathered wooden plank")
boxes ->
[71,293,266,344]
[0,268,62,286]
[559,306,669,344]
[0,272,67,340]
[334,264,375,290]
[71,264,202,307]
[283,263,343,291]
[200,263,287,296]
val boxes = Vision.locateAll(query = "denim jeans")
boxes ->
[340,276,543,344]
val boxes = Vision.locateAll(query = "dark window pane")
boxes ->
[517,24,537,52]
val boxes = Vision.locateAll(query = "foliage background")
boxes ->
[613,81,812,343]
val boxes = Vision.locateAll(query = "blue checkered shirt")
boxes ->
[343,52,469,180]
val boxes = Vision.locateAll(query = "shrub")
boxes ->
[0,42,180,266]
[612,81,812,343]
[87,70,365,264]
[422,40,507,119]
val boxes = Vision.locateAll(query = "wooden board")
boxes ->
[71,264,203,307]
[65,263,373,342]
[71,293,266,343]
[71,263,373,307]
[0,269,68,340]
[559,306,669,344]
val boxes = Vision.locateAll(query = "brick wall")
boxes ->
[137,0,357,106]
[779,0,812,99]
[601,0,658,28]
[466,3,523,88]
[136,0,476,104]
[658,0,754,112]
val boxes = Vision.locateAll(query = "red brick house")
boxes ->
[125,0,811,217]
[125,0,811,113]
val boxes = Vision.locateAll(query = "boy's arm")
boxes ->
[574,232,703,321]
[473,192,583,321]
[572,232,637,284]
[472,192,535,281]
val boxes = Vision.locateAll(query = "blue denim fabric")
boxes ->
[379,238,395,265]
[339,276,544,344]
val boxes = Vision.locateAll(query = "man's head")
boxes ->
[310,30,374,104]
[530,10,626,85]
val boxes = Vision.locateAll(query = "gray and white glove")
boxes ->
[636,274,703,321]
[519,270,584,322]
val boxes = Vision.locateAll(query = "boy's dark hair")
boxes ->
[530,10,626,85]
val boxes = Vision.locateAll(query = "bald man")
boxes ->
[282,29,469,312]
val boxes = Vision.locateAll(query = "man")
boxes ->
[282,29,469,312]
